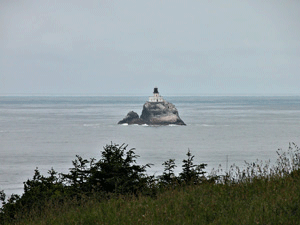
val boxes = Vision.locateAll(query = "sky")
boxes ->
[1,0,300,96]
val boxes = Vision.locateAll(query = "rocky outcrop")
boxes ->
[117,111,143,125]
[118,100,186,126]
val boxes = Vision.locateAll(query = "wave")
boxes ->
[199,124,229,127]
[83,123,101,127]
[201,124,214,127]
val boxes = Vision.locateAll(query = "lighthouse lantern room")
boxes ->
[149,87,164,102]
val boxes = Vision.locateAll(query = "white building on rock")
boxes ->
[148,87,164,102]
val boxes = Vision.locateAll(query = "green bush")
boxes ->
[1,143,300,224]
[0,143,153,223]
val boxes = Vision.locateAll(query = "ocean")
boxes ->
[1,96,300,196]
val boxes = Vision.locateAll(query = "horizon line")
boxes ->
[1,93,300,97]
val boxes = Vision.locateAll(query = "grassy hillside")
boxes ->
[11,171,300,225]
[1,143,300,224]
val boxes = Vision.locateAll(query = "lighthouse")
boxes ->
[119,86,186,125]
[149,87,164,102]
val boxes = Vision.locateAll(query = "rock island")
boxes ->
[118,88,186,126]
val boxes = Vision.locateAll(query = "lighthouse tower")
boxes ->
[149,87,164,102]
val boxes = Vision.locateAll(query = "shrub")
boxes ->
[179,149,207,184]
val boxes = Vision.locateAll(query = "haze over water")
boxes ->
[1,96,299,196]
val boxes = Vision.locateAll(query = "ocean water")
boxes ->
[1,96,300,196]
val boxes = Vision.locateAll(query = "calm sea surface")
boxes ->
[1,96,300,196]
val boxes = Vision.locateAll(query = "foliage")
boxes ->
[0,168,65,223]
[159,159,177,186]
[4,168,300,225]
[0,143,153,224]
[87,143,152,195]
[275,142,300,174]
[60,143,152,196]
[1,143,300,224]
[214,142,300,185]
[179,149,207,184]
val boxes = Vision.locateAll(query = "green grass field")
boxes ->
[6,170,300,225]
[2,143,300,224]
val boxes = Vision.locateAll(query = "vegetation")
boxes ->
[1,143,300,224]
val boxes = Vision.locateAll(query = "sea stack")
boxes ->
[118,87,186,126]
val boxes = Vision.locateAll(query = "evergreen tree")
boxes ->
[160,159,177,185]
[86,143,152,195]
[180,149,207,184]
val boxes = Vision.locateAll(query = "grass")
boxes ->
[3,143,300,224]
[11,170,300,225]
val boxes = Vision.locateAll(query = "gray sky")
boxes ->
[1,0,300,95]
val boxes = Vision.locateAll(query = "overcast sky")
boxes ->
[1,0,300,95]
